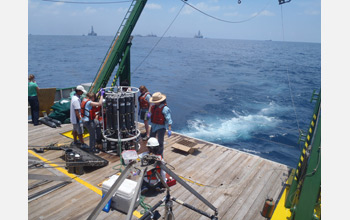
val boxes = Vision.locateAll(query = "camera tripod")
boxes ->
[87,157,218,220]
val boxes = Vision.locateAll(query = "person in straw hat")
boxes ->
[149,92,173,157]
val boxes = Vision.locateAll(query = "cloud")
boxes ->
[251,10,274,17]
[83,7,97,14]
[182,2,220,15]
[224,12,239,17]
[146,3,162,10]
[304,10,320,15]
[169,7,177,13]
[117,7,128,13]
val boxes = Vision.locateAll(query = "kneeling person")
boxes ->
[141,137,167,195]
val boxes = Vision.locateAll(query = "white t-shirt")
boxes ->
[70,95,81,124]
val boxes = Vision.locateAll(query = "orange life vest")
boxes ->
[146,166,161,180]
[151,104,166,125]
[81,99,100,121]
[144,155,163,183]
[139,92,150,109]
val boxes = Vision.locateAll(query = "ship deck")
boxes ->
[28,122,290,220]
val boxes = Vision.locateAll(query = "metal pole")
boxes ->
[125,167,147,220]
[159,162,217,213]
[139,197,166,220]
[87,163,133,220]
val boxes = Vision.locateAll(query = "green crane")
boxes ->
[89,0,148,94]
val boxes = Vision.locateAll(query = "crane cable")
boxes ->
[280,5,302,151]
[132,2,186,74]
[180,0,273,24]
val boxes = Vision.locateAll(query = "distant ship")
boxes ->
[88,26,97,36]
[194,30,203,38]
[146,33,157,37]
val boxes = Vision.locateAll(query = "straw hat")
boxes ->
[149,92,166,103]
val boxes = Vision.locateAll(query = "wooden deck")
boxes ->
[28,122,290,220]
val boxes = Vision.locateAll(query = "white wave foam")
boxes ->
[241,148,261,154]
[183,113,281,143]
[181,102,284,143]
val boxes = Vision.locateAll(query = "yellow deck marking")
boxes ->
[270,186,292,220]
[29,150,102,195]
[28,149,142,218]
[61,130,89,139]
[179,175,205,187]
[270,170,295,220]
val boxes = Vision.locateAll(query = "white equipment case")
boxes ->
[102,175,140,213]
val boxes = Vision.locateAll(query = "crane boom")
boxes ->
[89,0,148,94]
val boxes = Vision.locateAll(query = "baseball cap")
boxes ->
[76,85,87,94]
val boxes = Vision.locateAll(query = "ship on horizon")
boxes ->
[194,30,203,38]
[88,26,97,36]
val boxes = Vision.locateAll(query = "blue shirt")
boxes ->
[82,99,92,122]
[151,104,172,132]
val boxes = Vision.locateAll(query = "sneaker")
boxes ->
[91,148,100,154]
[81,143,89,149]
[142,136,150,141]
[155,186,162,192]
[73,140,82,145]
[141,186,148,195]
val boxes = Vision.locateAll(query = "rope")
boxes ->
[251,136,297,148]
[280,4,302,137]
[177,167,288,189]
[132,2,186,74]
[180,0,272,24]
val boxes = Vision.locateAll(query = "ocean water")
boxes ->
[28,35,321,167]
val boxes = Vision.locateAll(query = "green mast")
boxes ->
[89,0,148,94]
[285,90,321,219]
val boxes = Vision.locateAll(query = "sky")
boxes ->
[28,0,321,43]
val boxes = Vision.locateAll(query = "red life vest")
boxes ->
[139,92,150,109]
[81,98,100,121]
[144,155,163,184]
[146,166,161,181]
[151,104,166,125]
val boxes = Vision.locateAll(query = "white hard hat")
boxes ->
[146,137,159,147]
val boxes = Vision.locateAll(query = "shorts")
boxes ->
[140,109,150,121]
[73,123,83,135]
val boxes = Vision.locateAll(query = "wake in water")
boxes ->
[180,101,284,144]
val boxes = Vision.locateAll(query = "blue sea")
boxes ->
[28,35,321,167]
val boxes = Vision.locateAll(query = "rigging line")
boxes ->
[180,0,272,24]
[280,5,301,136]
[132,2,185,74]
[42,0,131,4]
[251,136,297,148]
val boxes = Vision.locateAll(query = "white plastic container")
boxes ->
[122,150,138,165]
[102,175,140,213]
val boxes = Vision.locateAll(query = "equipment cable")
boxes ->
[180,0,272,24]
[280,4,302,140]
[132,2,186,74]
[280,4,303,152]
[251,136,297,148]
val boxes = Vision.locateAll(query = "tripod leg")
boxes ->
[155,170,170,191]
[125,167,147,220]
[87,163,133,220]
[139,197,166,220]
[158,162,218,214]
